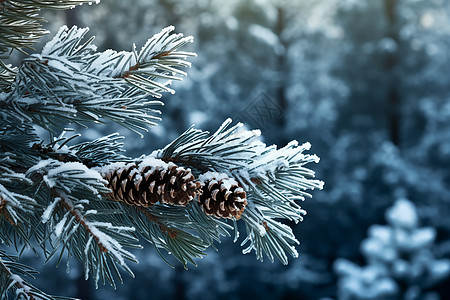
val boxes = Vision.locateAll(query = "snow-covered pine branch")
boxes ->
[151,119,324,264]
[0,250,64,300]
[0,63,17,94]
[69,133,130,167]
[95,156,231,268]
[0,117,40,168]
[122,201,232,268]
[153,118,261,172]
[0,0,324,295]
[0,0,97,93]
[0,118,40,245]
[26,159,140,287]
[1,25,195,133]
[0,0,95,53]
[0,184,36,247]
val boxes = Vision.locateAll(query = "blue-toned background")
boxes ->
[18,0,450,299]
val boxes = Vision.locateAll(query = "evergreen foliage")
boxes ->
[0,1,323,298]
[334,199,450,300]
[60,1,450,299]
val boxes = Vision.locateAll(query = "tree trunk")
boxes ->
[173,266,186,300]
[74,269,93,300]
[383,0,400,147]
[275,6,288,145]
[65,8,80,27]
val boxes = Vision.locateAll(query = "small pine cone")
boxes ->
[102,157,202,207]
[198,173,247,219]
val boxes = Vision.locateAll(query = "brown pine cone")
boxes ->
[198,172,247,219]
[101,157,202,207]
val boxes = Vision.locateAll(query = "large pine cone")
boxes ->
[198,173,247,219]
[102,157,202,207]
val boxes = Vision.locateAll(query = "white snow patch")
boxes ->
[386,198,418,229]
[54,213,69,237]
[42,197,61,223]
[248,24,283,54]
[199,172,239,191]
[138,156,168,172]
[85,221,136,266]
[10,274,31,294]
[95,161,127,177]
[410,227,436,248]
[47,162,104,182]
[27,159,53,174]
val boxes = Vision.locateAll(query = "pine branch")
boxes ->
[30,132,130,168]
[0,120,37,245]
[0,116,39,169]
[68,133,129,167]
[0,0,326,292]
[0,184,36,244]
[46,192,138,288]
[0,0,96,53]
[123,203,231,268]
[237,141,323,263]
[0,62,17,93]
[153,119,324,264]
[0,0,97,92]
[1,117,322,280]
[155,118,261,172]
[25,159,140,288]
[0,250,69,300]
[0,25,195,133]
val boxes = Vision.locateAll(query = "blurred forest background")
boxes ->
[11,0,450,299]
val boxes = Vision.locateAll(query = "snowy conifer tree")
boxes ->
[334,199,450,300]
[0,1,323,298]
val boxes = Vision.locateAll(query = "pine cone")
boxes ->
[102,157,202,207]
[199,173,247,219]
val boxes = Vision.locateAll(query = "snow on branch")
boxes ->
[0,120,39,245]
[25,159,140,287]
[1,25,195,133]
[0,1,98,93]
[0,62,17,93]
[154,118,261,172]
[69,133,130,167]
[123,203,230,268]
[47,192,139,288]
[152,119,323,264]
[27,159,109,196]
[0,250,62,300]
[0,184,35,226]
[0,0,96,54]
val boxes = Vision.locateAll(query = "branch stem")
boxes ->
[0,256,35,300]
